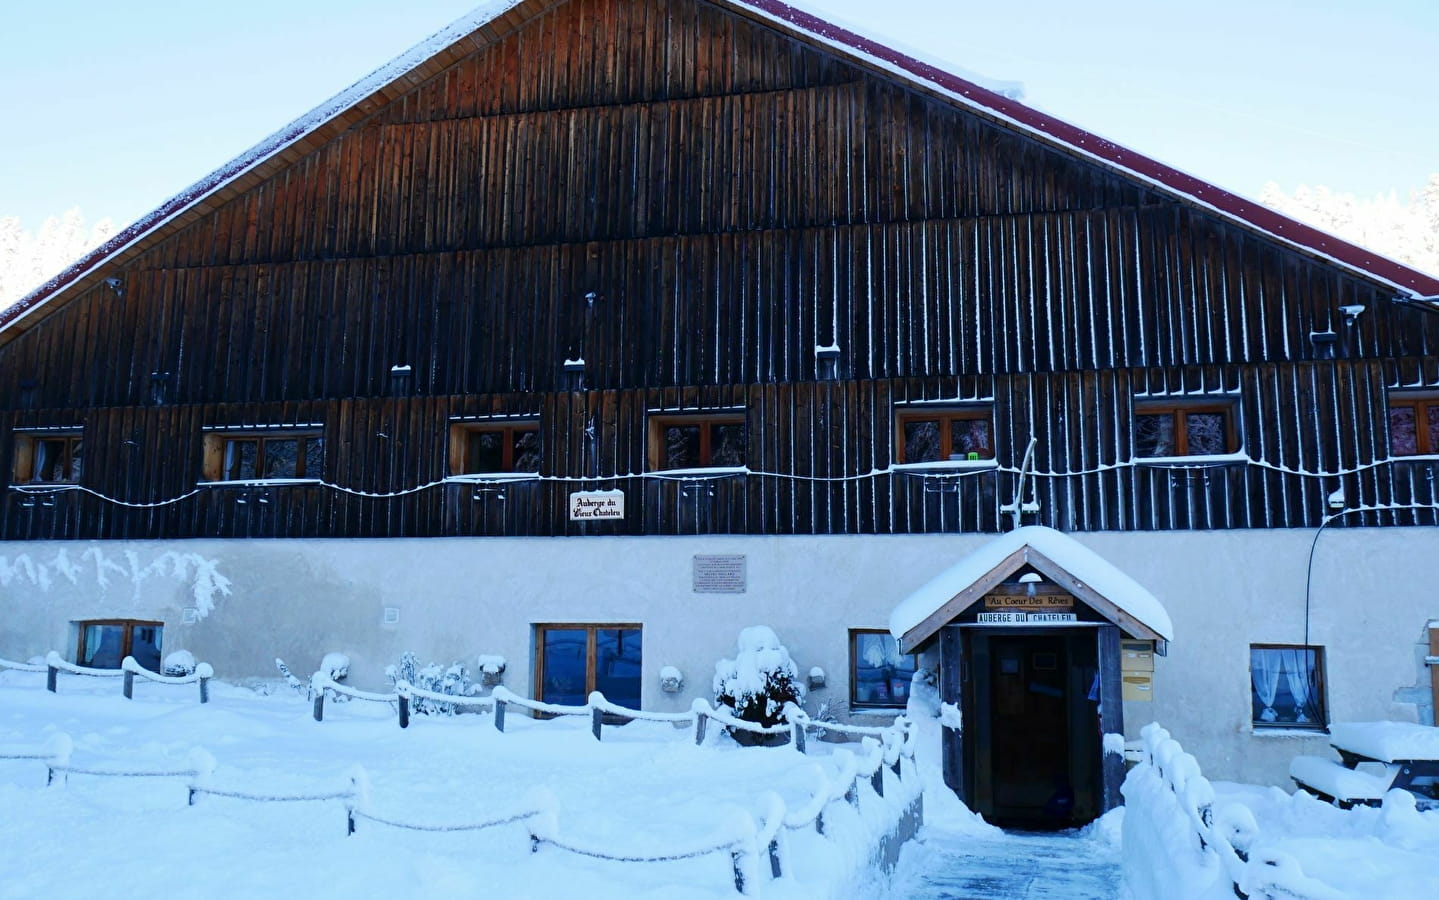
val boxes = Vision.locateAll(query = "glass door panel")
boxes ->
[595,628,643,709]
[539,628,589,706]
[81,624,125,668]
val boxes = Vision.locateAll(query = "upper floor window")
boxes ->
[1388,393,1439,457]
[649,413,746,470]
[203,430,324,482]
[449,421,541,475]
[11,430,83,484]
[1134,401,1236,457]
[896,408,994,463]
[1250,644,1325,729]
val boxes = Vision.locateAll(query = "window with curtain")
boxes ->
[850,629,919,709]
[1250,645,1325,728]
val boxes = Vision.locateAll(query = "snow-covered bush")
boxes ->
[385,652,479,715]
[713,626,805,745]
[321,652,351,681]
[162,650,197,677]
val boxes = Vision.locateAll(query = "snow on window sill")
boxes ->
[9,482,81,491]
[1134,451,1249,468]
[891,459,999,473]
[443,472,541,483]
[645,466,749,479]
[198,478,323,488]
[1249,726,1330,738]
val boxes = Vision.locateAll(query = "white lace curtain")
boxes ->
[1251,648,1319,724]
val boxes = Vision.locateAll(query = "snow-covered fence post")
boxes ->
[345,767,371,837]
[46,661,57,693]
[43,733,72,787]
[727,809,760,896]
[186,748,216,807]
[310,673,326,722]
[122,667,135,699]
[494,696,506,732]
[691,698,710,745]
[198,664,212,704]
[783,702,806,753]
[591,704,604,741]
[397,682,410,729]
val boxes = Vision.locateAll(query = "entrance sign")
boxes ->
[569,490,624,520]
[983,593,1075,612]
[977,611,1078,624]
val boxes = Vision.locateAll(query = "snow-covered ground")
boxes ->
[0,670,915,899]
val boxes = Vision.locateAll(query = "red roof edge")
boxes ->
[737,0,1439,297]
[4,0,1436,338]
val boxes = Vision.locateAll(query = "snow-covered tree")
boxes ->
[1259,175,1439,277]
[713,625,805,744]
[0,209,116,310]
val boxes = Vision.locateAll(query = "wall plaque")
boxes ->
[693,554,746,593]
[569,490,624,520]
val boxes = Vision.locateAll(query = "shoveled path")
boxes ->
[888,825,1122,899]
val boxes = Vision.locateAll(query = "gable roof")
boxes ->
[889,525,1174,652]
[4,0,1436,346]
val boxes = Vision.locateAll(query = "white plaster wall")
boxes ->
[2,527,1434,788]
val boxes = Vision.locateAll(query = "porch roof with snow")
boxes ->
[3,0,1438,346]
[889,526,1174,653]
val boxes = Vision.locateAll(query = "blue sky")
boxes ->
[1,0,1435,231]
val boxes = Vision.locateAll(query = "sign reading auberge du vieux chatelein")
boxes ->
[568,490,624,520]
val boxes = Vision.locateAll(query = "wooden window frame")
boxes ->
[75,618,163,669]
[1133,401,1238,457]
[1249,643,1327,730]
[11,430,83,484]
[1386,392,1439,457]
[533,623,643,707]
[849,628,919,711]
[202,430,324,482]
[448,421,541,475]
[894,407,995,463]
[647,413,746,471]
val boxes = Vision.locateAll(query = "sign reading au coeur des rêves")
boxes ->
[569,490,624,520]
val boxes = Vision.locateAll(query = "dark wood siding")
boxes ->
[2,0,1436,540]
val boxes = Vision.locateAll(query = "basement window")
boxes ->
[850,629,918,710]
[1250,644,1326,729]
[76,619,163,672]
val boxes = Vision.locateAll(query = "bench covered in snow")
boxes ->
[1289,755,1395,808]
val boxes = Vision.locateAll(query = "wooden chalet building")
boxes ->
[3,0,1438,826]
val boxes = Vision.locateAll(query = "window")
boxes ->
[1388,393,1439,456]
[11,431,83,484]
[850,629,918,709]
[535,624,642,710]
[202,431,324,482]
[1250,645,1325,728]
[448,421,541,475]
[896,408,994,463]
[1134,402,1236,457]
[648,414,745,470]
[76,619,162,672]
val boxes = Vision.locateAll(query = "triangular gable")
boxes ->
[5,0,1436,346]
[890,525,1174,652]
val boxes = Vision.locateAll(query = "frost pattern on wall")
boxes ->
[0,548,233,619]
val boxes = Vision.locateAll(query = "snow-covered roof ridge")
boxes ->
[889,525,1174,646]
[5,0,1436,341]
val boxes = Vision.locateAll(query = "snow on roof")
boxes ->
[5,0,1436,340]
[1329,722,1439,763]
[888,525,1174,643]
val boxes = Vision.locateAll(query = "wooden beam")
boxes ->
[1024,547,1166,642]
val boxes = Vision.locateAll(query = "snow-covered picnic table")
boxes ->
[1289,721,1439,808]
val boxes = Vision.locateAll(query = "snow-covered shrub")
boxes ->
[320,652,350,681]
[713,626,805,745]
[385,652,479,715]
[162,650,197,677]
[905,666,940,719]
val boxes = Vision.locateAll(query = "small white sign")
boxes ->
[569,490,624,520]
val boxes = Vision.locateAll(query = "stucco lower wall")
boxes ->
[2,527,1434,787]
